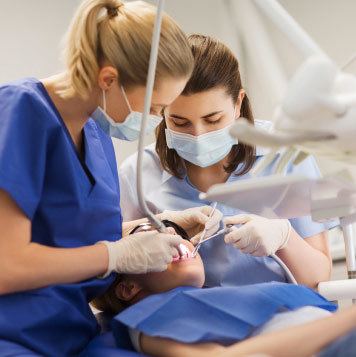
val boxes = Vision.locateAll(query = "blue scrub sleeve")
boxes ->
[0,85,47,219]
[286,155,338,237]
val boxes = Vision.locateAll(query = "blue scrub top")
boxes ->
[0,78,122,355]
[119,142,334,287]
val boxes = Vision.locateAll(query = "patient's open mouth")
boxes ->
[172,244,194,262]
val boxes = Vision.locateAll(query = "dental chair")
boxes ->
[318,223,356,303]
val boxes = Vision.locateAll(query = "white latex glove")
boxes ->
[223,214,292,256]
[161,206,223,245]
[99,231,183,277]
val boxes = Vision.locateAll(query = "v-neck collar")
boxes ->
[37,80,95,186]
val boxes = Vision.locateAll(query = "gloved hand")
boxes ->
[99,231,183,277]
[161,206,223,245]
[223,214,292,256]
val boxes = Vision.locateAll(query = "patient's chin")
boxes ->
[180,269,205,288]
[142,241,205,293]
[170,261,205,288]
[145,262,205,293]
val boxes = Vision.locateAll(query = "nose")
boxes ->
[190,125,207,137]
[166,227,177,235]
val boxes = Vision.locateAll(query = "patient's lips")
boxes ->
[172,243,194,262]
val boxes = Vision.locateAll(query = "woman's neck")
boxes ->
[186,156,231,193]
[41,73,99,153]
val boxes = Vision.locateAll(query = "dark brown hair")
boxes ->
[156,34,256,178]
[91,274,128,314]
[91,220,189,314]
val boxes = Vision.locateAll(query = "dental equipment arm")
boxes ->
[136,0,167,232]
[231,55,356,173]
[230,118,335,149]
[253,0,326,58]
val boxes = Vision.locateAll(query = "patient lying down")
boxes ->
[92,229,356,357]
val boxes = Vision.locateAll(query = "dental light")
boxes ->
[229,0,356,173]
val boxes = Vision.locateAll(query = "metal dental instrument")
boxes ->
[192,202,218,257]
[195,225,234,245]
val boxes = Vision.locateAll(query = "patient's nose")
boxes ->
[166,227,176,235]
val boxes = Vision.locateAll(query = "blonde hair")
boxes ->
[61,0,193,98]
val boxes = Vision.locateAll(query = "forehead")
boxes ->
[153,77,188,105]
[129,220,189,240]
[169,87,233,114]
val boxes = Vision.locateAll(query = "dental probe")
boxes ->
[192,225,234,257]
[191,202,218,257]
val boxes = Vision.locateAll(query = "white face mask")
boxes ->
[92,86,162,141]
[165,112,238,168]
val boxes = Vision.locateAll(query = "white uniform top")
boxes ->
[119,121,334,286]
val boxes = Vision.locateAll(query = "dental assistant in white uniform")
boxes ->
[119,34,334,289]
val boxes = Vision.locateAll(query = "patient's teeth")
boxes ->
[177,244,192,260]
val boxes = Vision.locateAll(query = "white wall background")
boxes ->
[1,0,354,276]
[0,0,355,166]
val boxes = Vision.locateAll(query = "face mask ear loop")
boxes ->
[121,86,132,112]
[233,105,237,121]
[102,90,107,112]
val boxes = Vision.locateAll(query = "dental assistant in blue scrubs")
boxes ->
[0,2,223,355]
[119,34,335,289]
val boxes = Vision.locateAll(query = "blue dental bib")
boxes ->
[112,282,336,347]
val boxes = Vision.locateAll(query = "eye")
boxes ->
[173,121,190,127]
[206,118,222,125]
[169,117,190,127]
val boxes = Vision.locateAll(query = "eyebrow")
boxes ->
[201,111,223,119]
[169,111,224,120]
